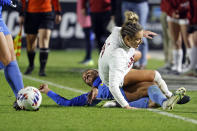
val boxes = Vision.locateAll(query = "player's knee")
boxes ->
[1,56,12,66]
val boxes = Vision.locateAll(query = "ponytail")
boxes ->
[121,11,142,38]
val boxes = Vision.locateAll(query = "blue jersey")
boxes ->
[47,82,149,108]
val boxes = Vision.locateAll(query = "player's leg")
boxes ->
[0,31,23,97]
[24,12,39,75]
[24,34,37,75]
[148,85,186,110]
[124,69,173,97]
[3,34,24,97]
[123,82,154,101]
[38,28,51,76]
[38,12,54,76]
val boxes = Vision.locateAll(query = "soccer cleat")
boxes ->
[80,59,94,66]
[103,100,118,108]
[177,95,190,104]
[13,100,22,111]
[162,87,186,110]
[24,66,34,75]
[39,69,46,76]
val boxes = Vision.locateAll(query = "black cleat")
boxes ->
[177,95,190,104]
[13,100,22,111]
[39,69,46,76]
[24,66,34,75]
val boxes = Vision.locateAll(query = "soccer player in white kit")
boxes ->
[98,11,174,109]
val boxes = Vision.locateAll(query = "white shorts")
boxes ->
[167,16,189,25]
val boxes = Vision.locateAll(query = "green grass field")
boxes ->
[0,49,197,131]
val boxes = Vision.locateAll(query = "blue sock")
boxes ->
[4,61,24,97]
[148,85,167,106]
[0,61,5,70]
[129,97,149,108]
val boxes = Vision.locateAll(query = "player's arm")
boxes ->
[39,84,100,106]
[51,0,62,24]
[143,30,157,39]
[81,0,88,16]
[109,49,136,109]
[133,50,141,62]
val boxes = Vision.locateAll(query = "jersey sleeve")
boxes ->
[108,49,129,107]
[47,90,89,106]
[47,90,101,106]
[51,0,61,14]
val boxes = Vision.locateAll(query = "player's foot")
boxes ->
[39,69,46,76]
[24,66,34,75]
[162,87,186,110]
[177,95,190,104]
[103,100,119,108]
[80,59,94,66]
[13,100,22,111]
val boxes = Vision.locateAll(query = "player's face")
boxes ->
[82,70,98,86]
[124,30,143,48]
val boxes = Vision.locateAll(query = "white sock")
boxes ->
[154,71,173,98]
[172,50,177,70]
[186,48,192,61]
[177,49,183,72]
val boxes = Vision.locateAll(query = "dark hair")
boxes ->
[120,11,143,39]
[82,69,99,83]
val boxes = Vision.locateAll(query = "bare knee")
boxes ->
[1,56,12,66]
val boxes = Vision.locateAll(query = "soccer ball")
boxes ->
[17,86,42,111]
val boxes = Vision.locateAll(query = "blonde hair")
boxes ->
[124,11,139,24]
[121,11,142,39]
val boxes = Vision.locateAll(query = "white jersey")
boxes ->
[98,27,136,107]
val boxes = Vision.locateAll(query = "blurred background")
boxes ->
[2,0,163,50]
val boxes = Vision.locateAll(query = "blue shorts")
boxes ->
[0,18,10,35]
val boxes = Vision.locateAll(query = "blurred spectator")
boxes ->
[121,0,149,69]
[77,0,94,66]
[111,0,122,26]
[165,0,192,74]
[19,0,62,76]
[81,0,112,52]
[183,0,197,76]
[158,0,173,71]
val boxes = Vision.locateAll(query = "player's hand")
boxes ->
[143,30,157,39]
[172,10,179,19]
[124,105,138,109]
[55,14,62,24]
[19,16,24,26]
[39,84,50,94]
[81,8,87,16]
[88,87,98,104]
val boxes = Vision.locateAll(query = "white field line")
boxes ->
[23,75,86,94]
[148,109,197,125]
[6,74,197,125]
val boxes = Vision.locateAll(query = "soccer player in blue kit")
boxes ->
[39,69,186,109]
[0,0,24,109]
